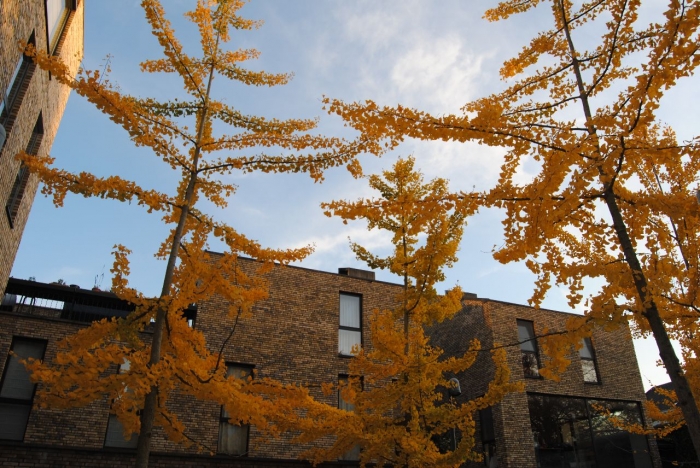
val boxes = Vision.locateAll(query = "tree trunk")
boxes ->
[556,0,700,456]
[603,189,700,457]
[133,34,218,467]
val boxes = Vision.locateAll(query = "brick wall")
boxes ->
[0,0,84,291]
[0,443,360,468]
[0,257,402,462]
[428,297,662,468]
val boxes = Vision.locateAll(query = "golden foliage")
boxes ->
[285,158,520,467]
[19,0,375,460]
[321,0,700,450]
[325,0,700,438]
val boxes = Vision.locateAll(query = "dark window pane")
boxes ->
[579,338,594,359]
[517,320,537,352]
[104,414,137,448]
[0,403,31,440]
[0,340,44,399]
[587,399,652,468]
[528,394,595,468]
[0,338,46,441]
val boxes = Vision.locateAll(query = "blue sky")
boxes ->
[12,0,699,390]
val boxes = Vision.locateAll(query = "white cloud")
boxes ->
[389,36,484,113]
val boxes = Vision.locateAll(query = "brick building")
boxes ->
[0,258,660,467]
[0,258,402,467]
[429,296,661,468]
[0,0,84,291]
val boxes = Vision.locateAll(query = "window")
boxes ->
[218,364,253,456]
[517,320,540,378]
[0,33,36,146]
[45,0,76,55]
[528,394,653,468]
[479,407,497,466]
[0,337,46,440]
[338,375,361,461]
[579,337,600,384]
[104,360,138,448]
[6,114,43,227]
[339,293,361,356]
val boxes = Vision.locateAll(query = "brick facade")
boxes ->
[429,297,662,468]
[0,260,660,466]
[0,0,84,291]
[0,257,403,464]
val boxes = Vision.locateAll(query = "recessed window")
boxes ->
[338,375,361,461]
[0,33,36,147]
[6,114,43,227]
[517,320,540,378]
[45,0,75,55]
[219,364,253,456]
[579,338,600,384]
[0,337,47,440]
[527,394,653,467]
[104,360,138,448]
[339,293,361,356]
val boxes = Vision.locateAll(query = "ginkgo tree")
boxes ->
[322,0,700,457]
[288,157,520,467]
[20,1,377,467]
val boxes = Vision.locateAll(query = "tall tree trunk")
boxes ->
[557,0,700,456]
[603,189,700,457]
[134,35,218,468]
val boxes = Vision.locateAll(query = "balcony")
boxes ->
[1,278,134,323]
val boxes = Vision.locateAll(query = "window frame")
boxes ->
[6,113,43,227]
[338,292,362,357]
[516,319,541,379]
[0,33,36,147]
[103,359,138,449]
[0,336,47,441]
[579,337,601,384]
[337,374,361,461]
[218,362,254,456]
[45,0,76,56]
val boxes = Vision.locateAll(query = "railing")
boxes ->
[1,278,198,326]
[1,278,134,324]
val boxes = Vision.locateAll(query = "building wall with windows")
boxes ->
[0,257,402,466]
[0,258,662,467]
[429,297,662,468]
[0,0,84,292]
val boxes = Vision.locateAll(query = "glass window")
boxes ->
[338,375,361,461]
[588,400,653,468]
[479,407,498,467]
[579,338,600,384]
[46,0,71,53]
[104,360,138,448]
[218,364,253,456]
[517,320,539,378]
[0,33,36,140]
[339,293,361,356]
[6,114,43,228]
[527,394,653,468]
[0,337,46,441]
[0,59,23,117]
